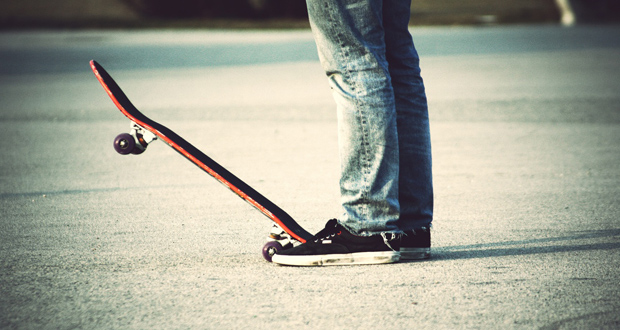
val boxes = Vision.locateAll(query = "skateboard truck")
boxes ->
[262,224,303,262]
[113,122,158,155]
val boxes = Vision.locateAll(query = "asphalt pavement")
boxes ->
[0,25,619,329]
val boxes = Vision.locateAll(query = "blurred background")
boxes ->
[1,0,619,29]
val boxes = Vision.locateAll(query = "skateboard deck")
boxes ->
[90,60,312,261]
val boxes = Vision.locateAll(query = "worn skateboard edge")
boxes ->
[90,60,312,243]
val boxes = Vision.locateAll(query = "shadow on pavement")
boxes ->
[429,229,620,261]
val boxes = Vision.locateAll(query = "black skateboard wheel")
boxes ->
[114,133,135,155]
[262,241,284,262]
[130,147,145,155]
[130,134,147,155]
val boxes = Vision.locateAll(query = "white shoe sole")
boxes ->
[271,251,400,267]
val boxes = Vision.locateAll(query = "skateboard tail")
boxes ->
[90,60,310,244]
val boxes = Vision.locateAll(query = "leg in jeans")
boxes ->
[384,0,433,231]
[306,0,401,236]
[307,0,432,235]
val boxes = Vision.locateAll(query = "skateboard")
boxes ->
[90,60,313,262]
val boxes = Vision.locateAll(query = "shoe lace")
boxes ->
[311,219,341,242]
[381,232,399,252]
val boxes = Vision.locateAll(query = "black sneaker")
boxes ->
[271,219,401,266]
[400,227,431,260]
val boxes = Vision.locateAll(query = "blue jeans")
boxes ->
[306,0,433,236]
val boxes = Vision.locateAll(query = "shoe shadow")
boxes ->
[425,229,620,261]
